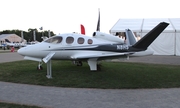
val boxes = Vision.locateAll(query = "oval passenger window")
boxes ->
[77,37,85,44]
[88,39,93,44]
[66,36,74,44]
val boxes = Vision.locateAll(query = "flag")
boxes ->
[80,24,85,35]
[39,27,43,30]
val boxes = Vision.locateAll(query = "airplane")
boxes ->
[5,39,40,48]
[5,39,27,48]
[17,10,169,78]
[26,41,40,45]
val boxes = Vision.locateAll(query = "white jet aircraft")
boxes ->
[17,11,169,78]
[5,39,26,48]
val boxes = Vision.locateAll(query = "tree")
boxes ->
[0,29,55,42]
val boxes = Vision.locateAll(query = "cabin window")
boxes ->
[88,39,93,44]
[44,36,63,44]
[66,36,74,44]
[77,37,84,44]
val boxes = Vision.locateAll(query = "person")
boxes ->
[11,46,15,52]
[115,32,119,36]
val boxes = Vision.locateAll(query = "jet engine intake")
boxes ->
[93,31,124,43]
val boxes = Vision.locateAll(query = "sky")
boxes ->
[0,0,180,36]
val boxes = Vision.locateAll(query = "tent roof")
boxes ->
[0,34,26,41]
[0,34,14,39]
[169,18,180,32]
[110,19,143,32]
[110,18,180,33]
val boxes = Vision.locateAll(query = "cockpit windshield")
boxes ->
[44,36,63,44]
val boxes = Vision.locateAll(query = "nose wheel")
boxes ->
[37,62,43,70]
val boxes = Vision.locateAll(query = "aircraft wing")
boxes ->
[71,52,133,60]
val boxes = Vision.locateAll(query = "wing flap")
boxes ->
[71,52,133,60]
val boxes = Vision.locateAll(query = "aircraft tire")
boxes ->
[37,66,43,70]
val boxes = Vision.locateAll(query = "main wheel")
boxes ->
[76,61,83,66]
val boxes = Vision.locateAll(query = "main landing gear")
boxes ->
[73,60,101,71]
[87,58,102,71]
[73,61,83,66]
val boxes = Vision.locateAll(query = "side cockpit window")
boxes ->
[77,37,84,44]
[66,36,74,44]
[44,36,63,44]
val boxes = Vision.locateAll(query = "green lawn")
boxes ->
[0,60,180,89]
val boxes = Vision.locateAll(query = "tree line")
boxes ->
[0,29,55,42]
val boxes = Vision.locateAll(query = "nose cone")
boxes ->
[17,47,26,56]
[17,43,46,58]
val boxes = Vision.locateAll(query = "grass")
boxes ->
[0,60,180,89]
[0,102,41,108]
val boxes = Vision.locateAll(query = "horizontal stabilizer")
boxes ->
[132,22,169,50]
[130,50,154,56]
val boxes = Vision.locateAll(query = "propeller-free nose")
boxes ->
[17,47,26,56]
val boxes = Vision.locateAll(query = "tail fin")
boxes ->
[5,39,11,43]
[132,22,169,50]
[125,29,137,46]
[80,24,85,35]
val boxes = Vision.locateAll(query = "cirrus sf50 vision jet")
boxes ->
[17,11,169,78]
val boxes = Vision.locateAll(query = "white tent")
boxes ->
[110,18,180,56]
[0,34,26,45]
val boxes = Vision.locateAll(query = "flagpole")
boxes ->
[39,27,44,40]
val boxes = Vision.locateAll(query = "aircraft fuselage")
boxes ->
[18,33,125,58]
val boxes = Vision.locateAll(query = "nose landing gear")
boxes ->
[37,62,43,70]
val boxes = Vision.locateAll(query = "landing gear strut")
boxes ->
[37,62,43,70]
[73,61,83,66]
[77,61,83,66]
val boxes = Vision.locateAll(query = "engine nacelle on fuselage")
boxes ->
[93,31,124,43]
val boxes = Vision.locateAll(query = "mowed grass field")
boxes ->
[0,60,180,89]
